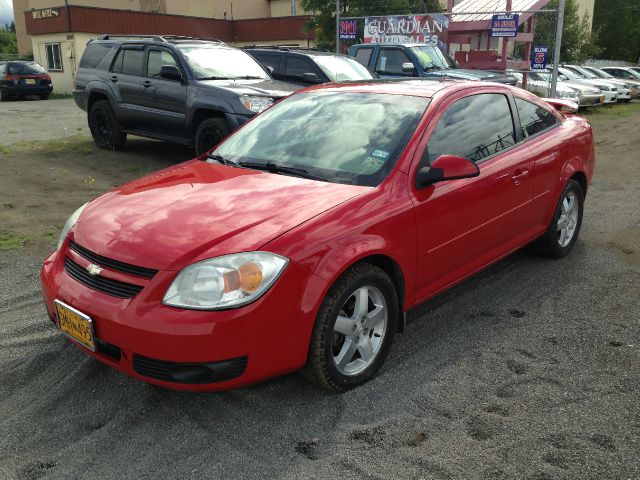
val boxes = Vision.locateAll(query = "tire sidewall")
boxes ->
[319,268,398,390]
[89,101,123,149]
[195,118,230,155]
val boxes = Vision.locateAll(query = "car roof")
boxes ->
[244,47,350,58]
[89,35,224,46]
[301,79,500,98]
[351,43,433,48]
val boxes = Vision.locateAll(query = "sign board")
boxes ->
[364,15,449,47]
[490,14,519,37]
[531,45,548,70]
[339,19,357,40]
[32,8,60,19]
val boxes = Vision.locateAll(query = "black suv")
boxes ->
[73,35,300,153]
[0,60,53,101]
[244,46,378,87]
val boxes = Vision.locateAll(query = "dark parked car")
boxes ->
[73,35,300,153]
[348,43,517,85]
[0,60,53,101]
[244,46,378,86]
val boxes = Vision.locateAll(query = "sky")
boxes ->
[0,0,14,27]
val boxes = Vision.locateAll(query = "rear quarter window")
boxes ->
[79,43,113,69]
[515,98,559,138]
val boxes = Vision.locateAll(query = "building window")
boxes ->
[45,43,63,72]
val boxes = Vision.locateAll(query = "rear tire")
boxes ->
[195,117,230,155]
[39,94,50,100]
[88,100,126,150]
[301,263,398,392]
[530,179,584,258]
[0,89,9,101]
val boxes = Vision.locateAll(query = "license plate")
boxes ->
[25,78,36,85]
[54,300,96,351]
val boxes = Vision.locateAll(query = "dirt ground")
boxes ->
[0,102,639,480]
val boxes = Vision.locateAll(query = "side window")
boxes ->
[45,43,63,71]
[79,43,112,69]
[285,57,316,82]
[426,94,516,165]
[147,49,179,78]
[111,47,144,76]
[375,48,413,75]
[354,47,373,66]
[253,53,280,73]
[515,98,558,138]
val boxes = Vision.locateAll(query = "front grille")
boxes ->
[69,241,158,279]
[64,257,144,298]
[133,354,248,384]
[95,338,122,362]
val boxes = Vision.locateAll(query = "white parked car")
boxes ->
[563,65,631,102]
[582,66,640,99]
[558,67,620,104]
[514,70,603,108]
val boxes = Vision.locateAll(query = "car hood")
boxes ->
[571,79,620,90]
[559,81,600,94]
[197,78,300,98]
[431,69,516,84]
[73,161,369,271]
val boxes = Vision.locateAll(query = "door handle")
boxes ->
[142,80,152,88]
[110,75,118,82]
[511,169,530,184]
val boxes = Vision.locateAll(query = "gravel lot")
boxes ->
[0,100,638,480]
[0,98,87,146]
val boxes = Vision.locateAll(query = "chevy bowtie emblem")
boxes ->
[86,264,103,276]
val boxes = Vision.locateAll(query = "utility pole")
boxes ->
[336,0,341,53]
[550,0,565,98]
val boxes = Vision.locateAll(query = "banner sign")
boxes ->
[490,14,519,37]
[32,8,60,19]
[531,45,548,70]
[339,19,358,40]
[364,15,449,47]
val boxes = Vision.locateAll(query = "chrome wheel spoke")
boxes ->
[358,337,374,362]
[557,215,568,230]
[334,314,355,336]
[364,305,385,330]
[557,191,579,248]
[354,287,370,318]
[336,338,358,369]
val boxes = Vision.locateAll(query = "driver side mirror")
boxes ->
[265,65,275,76]
[302,72,322,84]
[160,65,183,81]
[415,154,480,189]
[402,62,416,75]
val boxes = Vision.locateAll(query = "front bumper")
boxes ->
[602,91,618,103]
[40,242,316,392]
[578,94,603,107]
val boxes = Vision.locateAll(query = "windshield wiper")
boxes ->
[198,76,233,80]
[239,161,327,182]
[207,153,236,166]
[231,76,266,80]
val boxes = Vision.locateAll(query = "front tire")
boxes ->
[195,117,230,155]
[302,263,398,392]
[88,100,126,150]
[530,179,584,258]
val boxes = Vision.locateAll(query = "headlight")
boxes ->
[240,95,274,113]
[163,252,288,310]
[57,203,88,250]
[559,90,577,99]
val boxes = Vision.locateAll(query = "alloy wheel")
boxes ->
[557,191,579,247]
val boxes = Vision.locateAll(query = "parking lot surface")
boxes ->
[0,102,639,479]
[0,98,87,146]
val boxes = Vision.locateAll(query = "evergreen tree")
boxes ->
[593,0,640,62]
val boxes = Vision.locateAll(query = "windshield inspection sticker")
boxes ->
[363,156,385,168]
[371,149,390,159]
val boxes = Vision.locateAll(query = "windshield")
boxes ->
[410,46,454,70]
[558,68,581,80]
[7,62,46,75]
[178,45,269,80]
[212,92,429,187]
[313,55,376,81]
[574,66,598,79]
[588,68,613,79]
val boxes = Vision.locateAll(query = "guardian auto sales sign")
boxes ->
[364,15,449,46]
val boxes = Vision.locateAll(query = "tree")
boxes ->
[0,23,18,56]
[301,0,444,50]
[593,0,640,62]
[533,0,601,63]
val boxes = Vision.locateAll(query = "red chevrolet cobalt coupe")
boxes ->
[41,81,595,392]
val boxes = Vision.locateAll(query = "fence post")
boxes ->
[336,0,341,53]
[550,0,565,97]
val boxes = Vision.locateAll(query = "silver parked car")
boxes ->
[558,67,619,104]
[581,66,640,99]
[513,70,603,108]
[563,65,631,102]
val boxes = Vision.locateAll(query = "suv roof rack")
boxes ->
[242,45,329,52]
[92,34,223,44]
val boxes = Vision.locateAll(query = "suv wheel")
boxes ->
[195,117,230,155]
[89,100,126,150]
